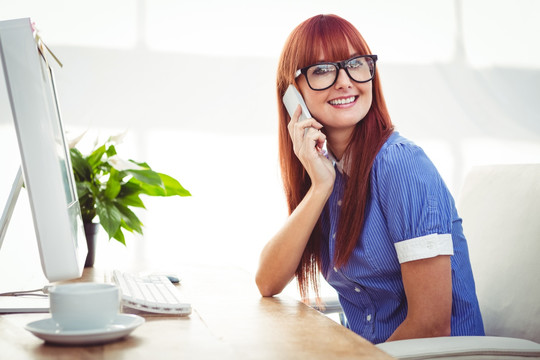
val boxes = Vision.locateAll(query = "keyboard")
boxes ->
[113,270,192,315]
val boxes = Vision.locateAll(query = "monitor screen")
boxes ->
[0,18,87,283]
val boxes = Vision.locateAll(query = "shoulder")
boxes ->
[377,132,422,160]
[373,132,435,175]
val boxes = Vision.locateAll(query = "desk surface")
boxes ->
[0,266,393,359]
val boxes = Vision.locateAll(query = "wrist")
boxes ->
[309,181,334,201]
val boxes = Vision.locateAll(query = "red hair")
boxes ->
[276,14,394,299]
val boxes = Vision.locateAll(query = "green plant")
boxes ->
[69,136,191,245]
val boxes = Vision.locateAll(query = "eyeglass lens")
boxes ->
[306,56,375,90]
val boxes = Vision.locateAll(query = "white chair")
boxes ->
[376,164,540,359]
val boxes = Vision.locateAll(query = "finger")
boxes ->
[315,131,326,152]
[292,104,302,122]
[289,117,319,142]
[297,120,323,139]
[287,105,303,136]
[287,105,303,128]
[299,120,323,132]
[301,127,326,153]
[305,127,326,145]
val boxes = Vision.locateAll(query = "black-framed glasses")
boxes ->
[295,55,378,91]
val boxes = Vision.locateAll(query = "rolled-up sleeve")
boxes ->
[373,142,455,264]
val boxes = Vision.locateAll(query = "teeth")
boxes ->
[329,96,356,105]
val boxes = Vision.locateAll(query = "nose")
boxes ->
[334,68,353,89]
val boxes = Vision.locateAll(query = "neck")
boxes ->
[326,127,355,161]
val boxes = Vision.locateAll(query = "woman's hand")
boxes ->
[287,105,335,191]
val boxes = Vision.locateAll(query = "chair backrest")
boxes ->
[457,164,540,343]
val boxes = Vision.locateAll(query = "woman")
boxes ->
[255,14,484,344]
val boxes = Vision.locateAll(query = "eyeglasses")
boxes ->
[295,55,378,91]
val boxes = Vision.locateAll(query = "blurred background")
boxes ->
[1,0,539,297]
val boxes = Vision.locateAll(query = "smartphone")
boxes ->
[282,84,311,121]
[282,84,326,152]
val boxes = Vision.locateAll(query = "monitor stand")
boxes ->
[0,167,49,313]
[0,167,23,251]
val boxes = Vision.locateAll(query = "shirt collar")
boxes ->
[326,149,347,175]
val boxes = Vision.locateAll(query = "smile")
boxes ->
[329,96,356,106]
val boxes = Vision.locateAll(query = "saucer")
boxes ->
[25,314,145,345]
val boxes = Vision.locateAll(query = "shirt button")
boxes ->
[366,314,372,322]
[333,267,338,272]
[332,233,336,239]
[354,287,361,293]
[337,200,342,206]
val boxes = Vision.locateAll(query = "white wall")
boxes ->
[1,0,539,295]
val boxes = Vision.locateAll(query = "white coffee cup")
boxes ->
[49,283,120,331]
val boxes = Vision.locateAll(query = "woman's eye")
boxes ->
[311,65,335,76]
[347,60,363,69]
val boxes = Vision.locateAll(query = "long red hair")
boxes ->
[276,14,394,299]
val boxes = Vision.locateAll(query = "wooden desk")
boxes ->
[0,266,393,359]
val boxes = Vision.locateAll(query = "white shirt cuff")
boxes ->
[394,233,454,263]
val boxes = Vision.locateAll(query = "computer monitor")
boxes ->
[0,18,87,284]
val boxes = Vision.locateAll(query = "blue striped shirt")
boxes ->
[320,132,484,344]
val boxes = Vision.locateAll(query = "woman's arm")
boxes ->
[255,105,335,297]
[386,255,452,341]
[255,184,331,296]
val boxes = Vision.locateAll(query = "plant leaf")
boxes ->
[158,173,191,196]
[142,184,166,196]
[117,193,146,209]
[75,181,91,199]
[118,180,140,195]
[117,182,146,208]
[106,144,117,157]
[112,226,126,245]
[104,179,121,200]
[96,198,122,240]
[115,203,143,235]
[87,144,106,169]
[70,148,92,181]
[124,172,191,197]
[126,169,163,187]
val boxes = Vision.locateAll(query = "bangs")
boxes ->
[297,15,371,68]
